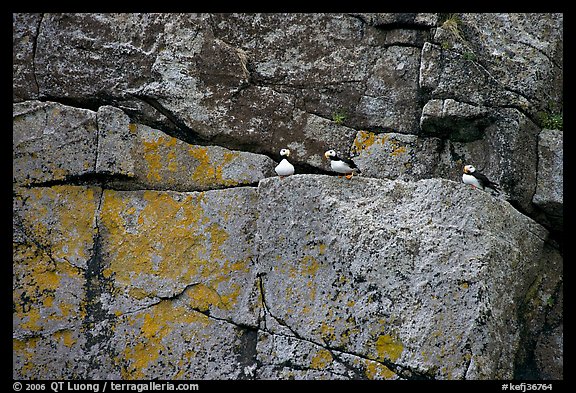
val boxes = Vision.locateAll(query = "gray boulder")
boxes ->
[256,175,554,379]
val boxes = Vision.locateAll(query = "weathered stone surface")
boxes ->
[352,13,439,27]
[432,108,541,214]
[13,185,100,379]
[13,185,261,379]
[255,331,395,380]
[13,100,99,186]
[256,175,550,379]
[12,13,563,380]
[13,13,41,101]
[110,297,258,379]
[13,101,275,191]
[420,98,492,142]
[99,187,261,327]
[424,13,563,118]
[20,13,439,169]
[534,324,563,380]
[533,129,563,230]
[515,240,563,380]
[111,122,277,192]
[350,130,442,181]
[95,105,136,176]
[357,45,423,133]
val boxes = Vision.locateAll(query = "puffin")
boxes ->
[275,148,295,179]
[462,164,500,194]
[324,149,361,179]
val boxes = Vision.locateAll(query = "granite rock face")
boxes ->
[255,175,554,379]
[13,13,562,380]
[13,101,275,191]
[532,129,563,231]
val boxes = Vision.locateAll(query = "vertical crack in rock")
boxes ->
[81,188,117,376]
[235,326,259,379]
[256,273,268,331]
[31,13,44,96]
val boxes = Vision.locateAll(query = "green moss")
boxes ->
[332,110,347,125]
[537,112,563,130]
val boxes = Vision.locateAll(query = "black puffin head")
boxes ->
[463,164,476,174]
[324,149,337,160]
[280,148,291,158]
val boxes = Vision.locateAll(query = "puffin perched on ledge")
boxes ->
[462,164,500,194]
[324,149,361,179]
[275,148,295,179]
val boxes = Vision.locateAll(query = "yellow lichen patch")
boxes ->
[119,300,209,379]
[186,284,222,312]
[100,189,208,295]
[19,308,42,332]
[365,359,397,380]
[142,134,178,182]
[100,188,249,314]
[51,167,69,179]
[222,151,238,165]
[53,329,77,348]
[375,334,404,362]
[352,130,377,153]
[300,255,321,276]
[310,348,333,370]
[166,149,178,173]
[390,145,407,157]
[207,223,229,261]
[188,146,240,188]
[14,215,87,334]
[319,322,336,343]
[50,186,97,263]
[13,337,40,378]
[16,185,98,268]
[128,287,151,300]
[219,282,242,310]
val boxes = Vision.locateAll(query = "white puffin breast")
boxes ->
[462,173,481,188]
[331,160,354,174]
[275,159,295,176]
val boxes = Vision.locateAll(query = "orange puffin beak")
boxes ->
[463,166,469,174]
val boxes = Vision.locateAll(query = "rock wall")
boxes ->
[13,13,562,380]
